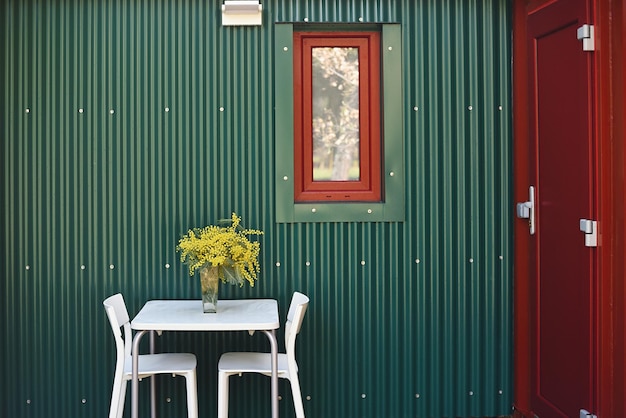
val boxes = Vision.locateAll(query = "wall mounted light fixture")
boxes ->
[222,1,262,26]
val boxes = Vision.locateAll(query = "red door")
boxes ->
[527,0,597,417]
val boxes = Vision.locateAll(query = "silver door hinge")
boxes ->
[579,219,598,247]
[577,24,595,51]
[516,186,535,235]
[580,408,598,418]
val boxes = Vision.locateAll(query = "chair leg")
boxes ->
[185,371,199,418]
[109,378,126,418]
[289,373,306,418]
[217,371,230,418]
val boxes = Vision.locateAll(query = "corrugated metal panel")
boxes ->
[1,1,512,417]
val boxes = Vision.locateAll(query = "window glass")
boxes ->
[312,47,360,182]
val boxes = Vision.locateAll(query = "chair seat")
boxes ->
[123,353,197,379]
[218,352,294,376]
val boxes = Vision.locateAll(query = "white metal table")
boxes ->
[130,299,280,418]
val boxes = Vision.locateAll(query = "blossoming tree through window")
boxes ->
[312,46,360,181]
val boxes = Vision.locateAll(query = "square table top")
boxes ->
[131,299,280,332]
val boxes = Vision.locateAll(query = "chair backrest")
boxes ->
[284,292,309,359]
[103,293,133,362]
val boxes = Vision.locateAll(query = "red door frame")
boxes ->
[596,1,626,415]
[512,0,626,417]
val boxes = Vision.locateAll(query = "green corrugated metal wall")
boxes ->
[1,0,513,417]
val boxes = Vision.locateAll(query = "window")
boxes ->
[275,23,404,223]
[293,32,381,202]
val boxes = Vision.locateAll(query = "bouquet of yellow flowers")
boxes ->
[176,213,263,287]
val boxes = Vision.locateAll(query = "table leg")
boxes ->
[132,330,149,418]
[262,330,278,418]
[150,331,156,418]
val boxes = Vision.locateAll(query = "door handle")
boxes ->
[516,186,535,235]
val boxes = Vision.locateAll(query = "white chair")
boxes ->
[103,293,199,418]
[217,291,310,418]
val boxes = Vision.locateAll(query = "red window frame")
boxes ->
[293,31,382,202]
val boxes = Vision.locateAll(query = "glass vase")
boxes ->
[199,264,219,313]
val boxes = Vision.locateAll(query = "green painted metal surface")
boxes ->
[1,0,513,417]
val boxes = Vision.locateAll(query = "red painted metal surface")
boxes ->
[596,1,626,416]
[515,0,626,417]
[527,1,597,415]
[512,1,532,416]
[615,3,624,416]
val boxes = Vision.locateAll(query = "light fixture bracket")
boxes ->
[222,1,262,26]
